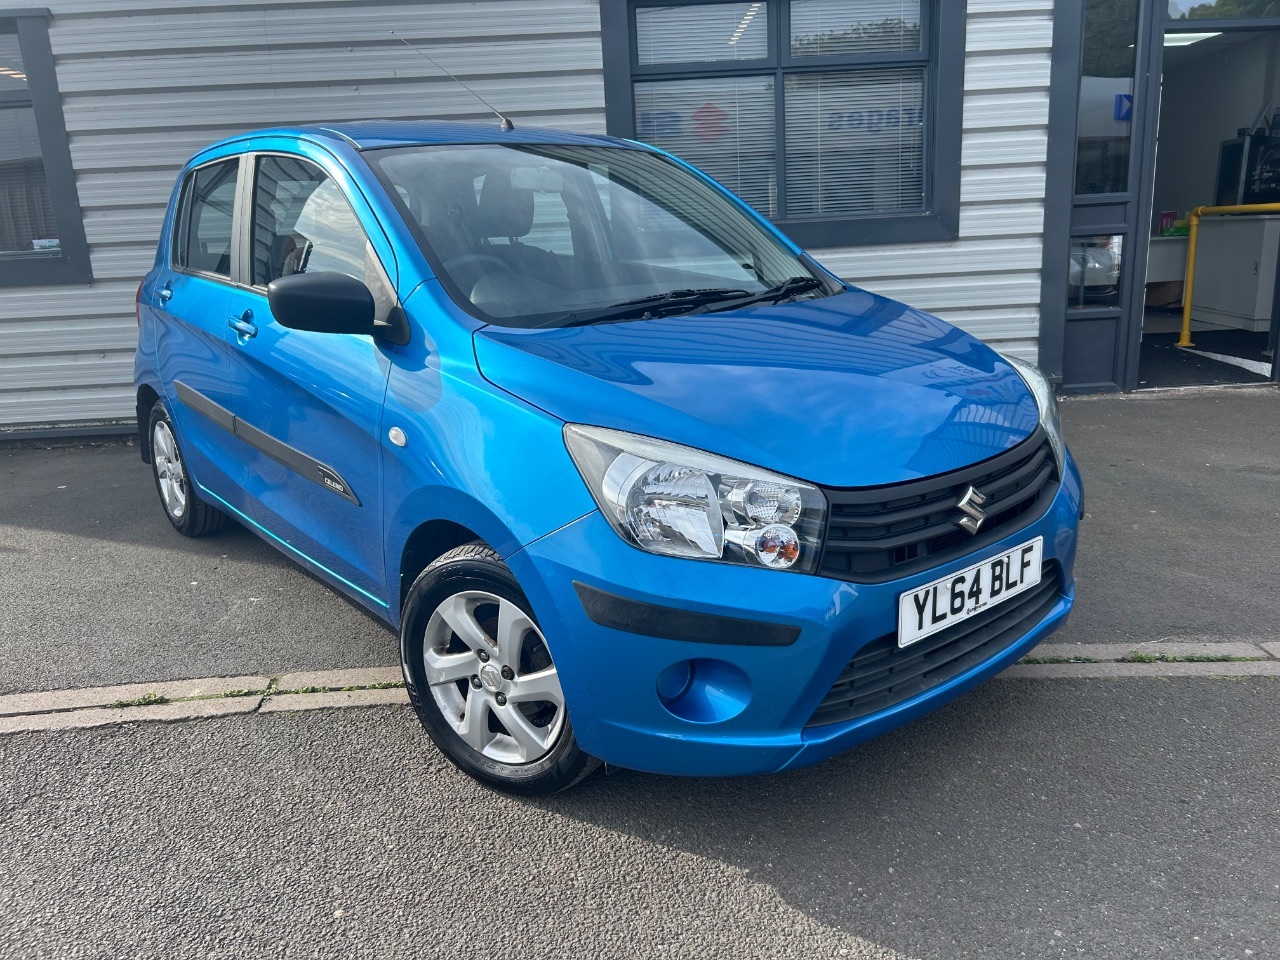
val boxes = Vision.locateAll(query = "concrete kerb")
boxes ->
[0,675,271,718]
[0,667,409,735]
[0,695,264,735]
[1,641,1278,736]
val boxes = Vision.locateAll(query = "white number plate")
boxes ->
[897,537,1044,649]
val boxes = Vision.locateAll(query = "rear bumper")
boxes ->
[506,450,1083,777]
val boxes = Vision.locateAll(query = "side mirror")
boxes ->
[267,272,376,336]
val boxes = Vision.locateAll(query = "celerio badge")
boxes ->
[954,485,989,535]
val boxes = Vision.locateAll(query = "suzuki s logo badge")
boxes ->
[954,485,989,535]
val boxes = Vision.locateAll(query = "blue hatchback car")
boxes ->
[135,121,1082,794]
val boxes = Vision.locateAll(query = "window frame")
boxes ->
[600,0,966,248]
[0,8,91,286]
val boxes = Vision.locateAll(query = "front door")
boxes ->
[225,152,397,611]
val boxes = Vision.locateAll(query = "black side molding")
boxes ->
[174,380,360,506]
[175,380,234,432]
[573,582,801,647]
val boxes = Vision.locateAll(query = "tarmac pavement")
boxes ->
[2,384,1280,958]
[2,385,1277,695]
[2,678,1278,960]
[1054,386,1280,647]
[0,438,394,696]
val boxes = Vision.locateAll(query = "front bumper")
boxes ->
[506,451,1083,777]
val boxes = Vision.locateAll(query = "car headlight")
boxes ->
[564,424,827,573]
[1003,355,1065,470]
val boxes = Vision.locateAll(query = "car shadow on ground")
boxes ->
[0,438,397,694]
[524,677,1280,960]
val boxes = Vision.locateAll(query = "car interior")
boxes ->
[376,147,773,324]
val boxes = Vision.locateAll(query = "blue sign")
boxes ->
[1114,93,1133,123]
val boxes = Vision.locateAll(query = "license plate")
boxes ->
[897,537,1044,649]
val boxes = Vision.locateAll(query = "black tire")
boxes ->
[401,542,600,795]
[147,401,227,537]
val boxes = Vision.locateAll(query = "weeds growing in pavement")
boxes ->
[1120,653,1262,663]
[110,692,168,708]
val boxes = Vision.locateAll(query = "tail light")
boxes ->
[135,279,144,326]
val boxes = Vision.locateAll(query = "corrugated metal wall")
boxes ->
[0,0,606,427]
[0,0,1052,428]
[813,0,1054,361]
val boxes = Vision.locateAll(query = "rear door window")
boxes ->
[174,159,239,278]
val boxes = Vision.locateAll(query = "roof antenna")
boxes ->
[396,37,514,131]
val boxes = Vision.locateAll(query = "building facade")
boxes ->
[1,0,1277,433]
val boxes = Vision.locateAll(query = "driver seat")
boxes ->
[473,173,569,289]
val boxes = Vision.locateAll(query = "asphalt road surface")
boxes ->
[3,386,1280,958]
[1054,387,1280,647]
[0,438,395,696]
[2,386,1278,695]
[3,677,1277,959]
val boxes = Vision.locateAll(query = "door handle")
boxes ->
[157,282,173,303]
[228,310,257,339]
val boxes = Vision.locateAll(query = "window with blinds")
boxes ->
[789,0,921,56]
[634,75,778,217]
[624,0,935,236]
[0,13,91,286]
[0,33,58,256]
[784,68,924,218]
[636,3,769,64]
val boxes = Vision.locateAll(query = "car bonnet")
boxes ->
[472,288,1040,489]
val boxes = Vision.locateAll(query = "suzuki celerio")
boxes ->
[135,121,1082,794]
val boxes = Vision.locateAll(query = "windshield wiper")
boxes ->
[540,288,752,328]
[690,276,827,315]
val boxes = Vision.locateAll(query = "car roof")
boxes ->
[217,120,644,153]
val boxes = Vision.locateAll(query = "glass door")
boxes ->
[1060,0,1162,391]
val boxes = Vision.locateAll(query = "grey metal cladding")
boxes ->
[0,0,605,428]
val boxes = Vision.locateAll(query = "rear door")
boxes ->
[223,149,397,610]
[152,157,242,499]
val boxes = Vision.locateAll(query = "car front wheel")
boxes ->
[401,543,599,795]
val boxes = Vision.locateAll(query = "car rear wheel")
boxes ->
[401,543,599,795]
[148,402,227,537]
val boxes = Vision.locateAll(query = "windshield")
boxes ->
[366,143,830,328]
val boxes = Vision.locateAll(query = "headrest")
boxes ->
[475,171,534,239]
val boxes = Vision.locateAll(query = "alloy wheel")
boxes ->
[151,419,188,519]
[423,590,565,765]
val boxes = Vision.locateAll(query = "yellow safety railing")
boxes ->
[1178,202,1280,347]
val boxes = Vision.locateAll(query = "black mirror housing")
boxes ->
[267,272,377,336]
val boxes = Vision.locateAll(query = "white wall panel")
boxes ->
[0,352,135,391]
[964,52,1052,92]
[0,0,605,427]
[965,14,1054,53]
[49,3,605,55]
[0,386,136,425]
[0,319,139,356]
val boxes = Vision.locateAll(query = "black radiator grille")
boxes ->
[806,562,1062,728]
[818,429,1058,584]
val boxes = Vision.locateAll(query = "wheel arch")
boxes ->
[398,519,488,612]
[136,383,161,463]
